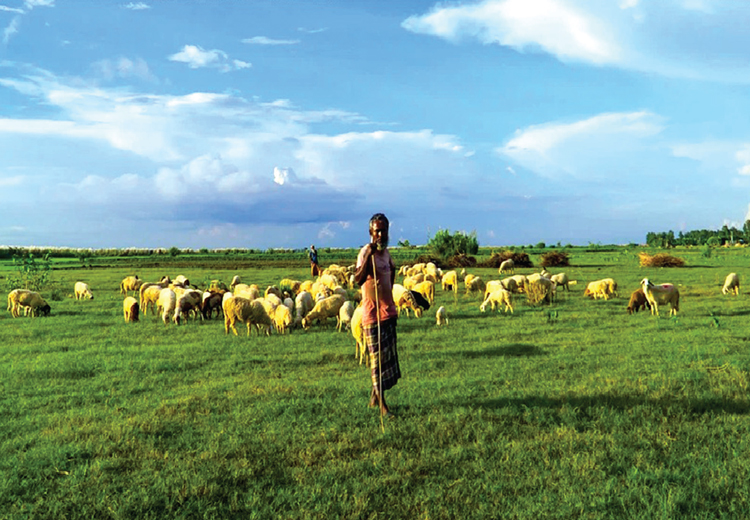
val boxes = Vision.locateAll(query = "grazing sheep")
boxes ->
[301,294,347,329]
[337,300,356,332]
[294,291,314,328]
[499,277,519,294]
[230,275,242,290]
[123,296,139,322]
[480,287,514,313]
[641,278,680,317]
[140,285,164,316]
[403,273,424,291]
[173,289,203,324]
[436,305,448,326]
[527,273,555,304]
[550,273,570,292]
[465,276,486,297]
[209,280,228,292]
[411,280,435,305]
[483,280,504,301]
[279,278,302,296]
[156,288,177,326]
[273,304,293,334]
[351,305,365,364]
[584,278,616,300]
[201,290,226,319]
[626,288,651,314]
[392,284,423,318]
[173,275,190,288]
[722,272,740,296]
[233,283,260,301]
[507,275,528,293]
[265,285,283,300]
[223,296,273,336]
[119,275,142,296]
[441,270,458,294]
[499,259,515,275]
[74,281,94,300]
[7,289,51,317]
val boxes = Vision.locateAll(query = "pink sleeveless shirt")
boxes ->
[356,245,398,326]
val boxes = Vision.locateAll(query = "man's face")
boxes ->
[370,220,389,251]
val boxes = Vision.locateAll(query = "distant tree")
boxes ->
[428,229,479,259]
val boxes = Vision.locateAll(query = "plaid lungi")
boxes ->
[364,318,401,392]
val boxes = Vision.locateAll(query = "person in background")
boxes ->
[354,213,400,418]
[308,244,320,277]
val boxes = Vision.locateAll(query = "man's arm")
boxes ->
[354,245,374,286]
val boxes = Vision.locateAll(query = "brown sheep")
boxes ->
[626,288,651,314]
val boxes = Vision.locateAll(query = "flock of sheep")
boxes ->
[5,258,743,357]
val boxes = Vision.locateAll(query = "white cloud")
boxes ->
[168,45,250,72]
[402,0,621,65]
[0,175,24,187]
[242,36,300,45]
[92,56,156,82]
[3,16,19,44]
[403,0,750,82]
[297,27,327,34]
[123,2,150,10]
[24,0,54,8]
[0,6,25,14]
[273,166,298,185]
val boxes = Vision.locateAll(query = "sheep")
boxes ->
[233,283,260,301]
[119,275,142,296]
[412,280,435,305]
[173,274,190,288]
[156,288,177,326]
[465,276,486,297]
[641,278,680,317]
[273,304,293,334]
[294,291,314,328]
[301,294,347,329]
[201,290,226,319]
[441,270,458,294]
[351,305,366,364]
[626,288,651,314]
[140,285,164,316]
[507,275,528,293]
[337,300,356,332]
[223,296,273,336]
[392,284,423,318]
[499,277,519,294]
[299,280,314,294]
[7,289,51,317]
[208,280,228,292]
[230,275,242,290]
[550,273,570,292]
[480,287,514,313]
[74,281,94,300]
[483,280,504,301]
[584,278,616,300]
[403,274,424,290]
[173,289,203,324]
[123,296,139,323]
[499,259,515,275]
[436,305,448,326]
[526,273,555,304]
[722,272,740,296]
[279,278,302,296]
[265,285,283,300]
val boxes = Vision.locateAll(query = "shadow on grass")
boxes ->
[461,343,546,358]
[477,394,750,415]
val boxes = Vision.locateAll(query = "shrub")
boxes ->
[445,254,477,268]
[540,251,570,268]
[639,252,686,268]
[428,229,479,259]
[479,251,533,269]
[5,253,53,292]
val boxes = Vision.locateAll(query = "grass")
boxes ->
[3,247,750,518]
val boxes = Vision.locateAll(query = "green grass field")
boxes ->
[3,247,750,519]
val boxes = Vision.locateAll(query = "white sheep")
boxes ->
[140,285,164,316]
[526,273,555,304]
[7,289,51,317]
[351,305,365,364]
[230,275,242,290]
[441,270,458,294]
[550,272,570,292]
[74,281,94,300]
[273,304,293,334]
[233,283,260,301]
[412,280,435,305]
[722,272,740,296]
[223,296,272,336]
[465,275,486,297]
[499,259,515,275]
[157,288,177,326]
[301,294,346,329]
[294,291,314,328]
[436,305,448,326]
[173,289,203,325]
[392,284,423,318]
[583,278,616,300]
[480,287,514,313]
[337,300,356,332]
[123,296,139,323]
[641,278,680,317]
[119,275,142,296]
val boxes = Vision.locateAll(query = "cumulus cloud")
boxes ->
[242,36,300,45]
[403,0,750,82]
[168,45,251,72]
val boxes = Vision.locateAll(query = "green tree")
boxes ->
[7,253,52,291]
[427,229,479,258]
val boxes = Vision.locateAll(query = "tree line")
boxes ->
[646,221,750,247]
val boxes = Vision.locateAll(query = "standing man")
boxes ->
[308,244,320,277]
[354,213,400,418]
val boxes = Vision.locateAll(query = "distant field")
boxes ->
[3,246,750,519]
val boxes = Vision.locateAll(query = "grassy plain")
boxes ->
[3,246,750,519]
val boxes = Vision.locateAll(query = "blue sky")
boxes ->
[1,0,749,249]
